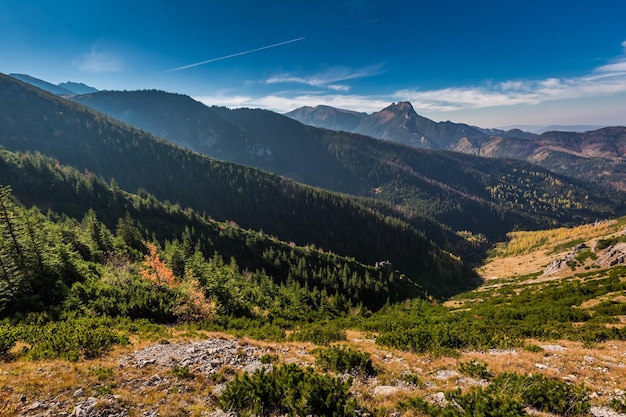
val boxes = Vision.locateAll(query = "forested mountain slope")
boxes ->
[0,147,441,315]
[0,73,466,297]
[72,88,624,240]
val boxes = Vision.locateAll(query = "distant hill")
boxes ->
[498,124,606,134]
[70,89,623,241]
[286,103,626,190]
[475,127,626,190]
[58,81,99,94]
[285,105,366,131]
[9,73,98,95]
[10,73,74,95]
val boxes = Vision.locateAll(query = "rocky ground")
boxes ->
[3,334,626,417]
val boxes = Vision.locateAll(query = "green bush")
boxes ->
[220,363,356,417]
[259,353,279,364]
[593,300,626,316]
[398,388,525,417]
[399,371,589,417]
[597,236,626,250]
[173,365,194,379]
[610,396,626,413]
[221,317,286,342]
[523,344,543,353]
[0,325,18,355]
[400,373,421,386]
[375,323,491,354]
[314,345,377,377]
[491,373,590,416]
[19,317,129,361]
[458,360,493,380]
[288,322,346,345]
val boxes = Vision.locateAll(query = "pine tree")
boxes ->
[0,186,28,313]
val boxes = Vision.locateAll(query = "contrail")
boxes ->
[166,37,306,72]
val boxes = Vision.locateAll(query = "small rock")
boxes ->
[145,374,162,386]
[590,405,626,417]
[540,344,566,352]
[73,388,85,398]
[428,392,447,407]
[373,385,400,396]
[534,363,549,369]
[573,243,589,252]
[27,401,42,411]
[433,369,459,380]
[204,410,236,417]
[488,348,517,355]
[138,359,157,368]
[70,405,87,417]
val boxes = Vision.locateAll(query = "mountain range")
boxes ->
[14,73,624,192]
[9,73,99,95]
[70,89,622,239]
[3,72,625,295]
[286,103,626,190]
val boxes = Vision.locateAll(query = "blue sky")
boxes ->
[2,0,626,128]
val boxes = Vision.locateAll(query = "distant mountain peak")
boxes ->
[10,73,73,95]
[387,101,415,112]
[58,81,99,95]
[9,73,98,96]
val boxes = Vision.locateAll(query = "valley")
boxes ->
[1,72,626,416]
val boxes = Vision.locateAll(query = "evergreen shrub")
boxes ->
[220,363,356,417]
[314,345,376,377]
[288,322,346,345]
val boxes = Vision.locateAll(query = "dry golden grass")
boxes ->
[491,220,621,258]
[2,328,626,416]
[478,218,626,283]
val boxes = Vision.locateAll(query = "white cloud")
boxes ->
[196,42,626,122]
[195,92,389,114]
[265,64,385,91]
[595,61,626,73]
[394,49,626,112]
[75,47,122,73]
[327,84,350,92]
